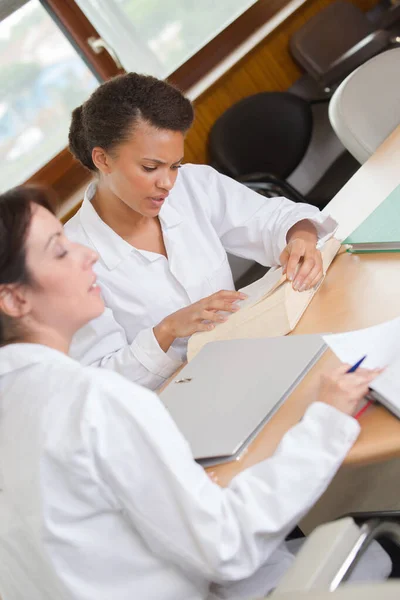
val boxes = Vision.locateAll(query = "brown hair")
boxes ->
[0,186,55,345]
[69,72,194,172]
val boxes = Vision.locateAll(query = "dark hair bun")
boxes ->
[68,105,96,172]
[68,73,194,172]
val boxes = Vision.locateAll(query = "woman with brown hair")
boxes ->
[0,186,388,600]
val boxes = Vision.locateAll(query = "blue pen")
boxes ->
[346,355,367,373]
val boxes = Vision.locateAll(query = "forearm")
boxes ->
[286,219,318,244]
[81,326,182,390]
[114,399,359,584]
[96,346,166,390]
[153,320,176,353]
[209,403,360,583]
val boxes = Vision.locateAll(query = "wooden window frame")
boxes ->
[26,0,293,198]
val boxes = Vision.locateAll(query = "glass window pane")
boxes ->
[0,0,98,192]
[75,0,258,78]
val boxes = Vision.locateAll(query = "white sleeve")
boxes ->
[69,308,183,391]
[199,166,337,266]
[90,378,360,584]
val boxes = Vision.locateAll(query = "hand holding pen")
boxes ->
[318,355,381,418]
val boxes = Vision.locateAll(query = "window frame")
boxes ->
[24,0,293,197]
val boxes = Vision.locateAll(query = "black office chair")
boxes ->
[289,0,400,92]
[208,91,359,210]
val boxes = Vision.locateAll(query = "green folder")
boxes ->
[343,184,400,253]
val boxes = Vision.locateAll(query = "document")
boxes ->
[371,355,400,418]
[323,316,400,369]
[187,238,341,362]
[324,317,400,419]
[238,267,286,309]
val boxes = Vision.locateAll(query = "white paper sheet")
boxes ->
[323,316,400,369]
[371,355,400,413]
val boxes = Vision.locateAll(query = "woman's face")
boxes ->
[94,121,185,217]
[23,205,104,336]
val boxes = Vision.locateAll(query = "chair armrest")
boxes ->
[341,510,400,525]
[321,29,391,87]
[238,172,286,184]
[238,173,307,203]
[272,518,363,594]
[273,517,399,595]
[289,74,333,102]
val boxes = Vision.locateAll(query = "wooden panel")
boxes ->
[168,0,293,91]
[27,148,90,200]
[184,0,378,165]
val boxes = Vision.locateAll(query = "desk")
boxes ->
[167,125,400,488]
[211,250,400,487]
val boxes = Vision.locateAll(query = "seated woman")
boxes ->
[0,187,389,600]
[65,72,337,389]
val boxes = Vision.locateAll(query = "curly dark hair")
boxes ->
[68,72,194,172]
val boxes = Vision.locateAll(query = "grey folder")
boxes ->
[160,335,326,467]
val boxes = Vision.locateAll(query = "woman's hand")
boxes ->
[280,220,322,291]
[317,364,381,416]
[154,290,246,352]
[207,471,219,484]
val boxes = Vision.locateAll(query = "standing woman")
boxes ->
[65,73,337,389]
[0,187,388,600]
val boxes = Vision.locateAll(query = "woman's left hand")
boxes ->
[280,235,323,292]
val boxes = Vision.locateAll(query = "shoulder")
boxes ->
[74,366,161,426]
[63,206,87,244]
[37,359,160,441]
[64,208,80,232]
[83,366,154,400]
[57,363,156,408]
[15,350,155,414]
[63,183,95,245]
[64,207,98,255]
[171,163,233,214]
[176,163,243,200]
[177,163,220,189]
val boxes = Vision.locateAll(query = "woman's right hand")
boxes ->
[154,290,246,352]
[317,364,381,416]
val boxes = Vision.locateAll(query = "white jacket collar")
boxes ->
[79,182,183,270]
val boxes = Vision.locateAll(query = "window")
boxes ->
[0,0,291,197]
[74,0,259,77]
[0,0,98,192]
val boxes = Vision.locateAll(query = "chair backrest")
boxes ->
[329,47,400,164]
[290,1,374,80]
[208,92,312,179]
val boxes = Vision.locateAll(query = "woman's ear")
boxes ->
[92,147,112,175]
[0,285,31,319]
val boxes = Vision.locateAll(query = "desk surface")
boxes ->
[210,251,400,486]
[203,125,400,486]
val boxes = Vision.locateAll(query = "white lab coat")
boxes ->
[65,164,337,390]
[0,343,360,600]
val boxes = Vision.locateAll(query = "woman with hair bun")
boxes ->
[65,72,337,389]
